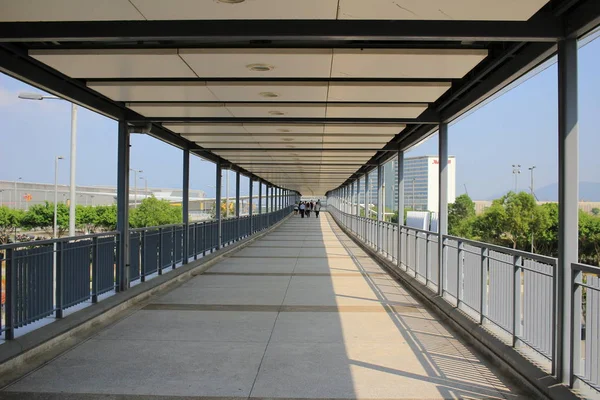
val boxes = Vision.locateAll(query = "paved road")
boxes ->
[1,214,531,399]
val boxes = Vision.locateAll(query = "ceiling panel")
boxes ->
[180,49,333,78]
[128,103,232,118]
[0,0,144,21]
[87,82,218,102]
[30,49,196,78]
[131,0,338,20]
[326,104,427,118]
[226,103,326,118]
[331,49,488,79]
[324,124,405,134]
[243,124,325,134]
[165,123,247,134]
[323,136,389,143]
[337,0,549,21]
[327,82,451,102]
[207,82,329,102]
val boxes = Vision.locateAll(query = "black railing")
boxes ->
[0,205,293,340]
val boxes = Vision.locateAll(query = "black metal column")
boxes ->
[182,149,190,264]
[216,162,222,249]
[235,171,240,239]
[116,120,130,292]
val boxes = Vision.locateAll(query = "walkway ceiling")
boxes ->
[0,0,598,196]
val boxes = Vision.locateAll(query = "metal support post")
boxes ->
[365,173,370,220]
[249,178,254,233]
[397,151,405,266]
[557,38,579,384]
[350,182,355,219]
[235,171,240,239]
[438,123,449,296]
[216,162,222,249]
[258,180,263,218]
[377,163,384,252]
[182,149,190,264]
[116,120,130,292]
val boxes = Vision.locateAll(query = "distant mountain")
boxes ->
[484,182,600,202]
[534,182,600,202]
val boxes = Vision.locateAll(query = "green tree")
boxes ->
[129,196,182,228]
[591,207,600,216]
[0,207,25,243]
[76,205,98,233]
[579,211,600,266]
[473,192,550,250]
[21,202,69,236]
[94,205,118,230]
[448,194,476,237]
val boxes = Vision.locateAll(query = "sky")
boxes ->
[0,38,599,200]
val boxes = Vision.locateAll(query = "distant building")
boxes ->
[0,180,205,209]
[358,155,456,212]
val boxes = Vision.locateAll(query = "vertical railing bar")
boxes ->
[91,237,98,303]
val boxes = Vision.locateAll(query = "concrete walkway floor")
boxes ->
[1,214,532,400]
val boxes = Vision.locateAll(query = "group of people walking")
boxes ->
[294,200,321,218]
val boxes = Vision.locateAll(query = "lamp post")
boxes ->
[528,166,536,196]
[54,156,65,238]
[139,176,148,200]
[14,177,22,210]
[19,92,78,237]
[512,164,521,192]
[130,169,143,207]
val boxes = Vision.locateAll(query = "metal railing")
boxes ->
[572,262,600,393]
[1,231,119,340]
[330,207,563,377]
[1,205,293,340]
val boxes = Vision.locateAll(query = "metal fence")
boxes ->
[329,206,592,386]
[572,262,600,393]
[1,206,292,340]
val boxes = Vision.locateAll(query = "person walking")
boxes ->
[294,202,299,215]
[305,201,311,218]
[314,200,321,218]
[299,201,305,218]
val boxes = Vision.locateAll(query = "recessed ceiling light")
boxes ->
[246,63,275,72]
[218,0,245,3]
[260,92,280,98]
[268,111,285,116]
[283,138,294,142]
[277,128,291,133]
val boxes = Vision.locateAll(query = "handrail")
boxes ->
[0,230,119,250]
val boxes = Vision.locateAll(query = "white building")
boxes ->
[386,155,456,212]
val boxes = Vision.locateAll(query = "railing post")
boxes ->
[55,241,64,319]
[480,248,489,324]
[5,248,15,340]
[141,230,147,282]
[569,266,582,386]
[512,255,523,347]
[172,226,176,269]
[397,151,405,268]
[457,241,464,306]
[158,227,164,275]
[91,236,99,303]
[202,222,207,256]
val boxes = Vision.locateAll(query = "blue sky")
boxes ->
[0,39,598,200]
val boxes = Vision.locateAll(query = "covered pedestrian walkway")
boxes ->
[1,214,530,399]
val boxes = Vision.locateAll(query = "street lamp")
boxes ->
[19,92,78,236]
[54,156,65,238]
[130,169,143,207]
[528,166,537,196]
[139,176,148,200]
[512,164,521,192]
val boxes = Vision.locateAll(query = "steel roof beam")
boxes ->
[0,18,562,43]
